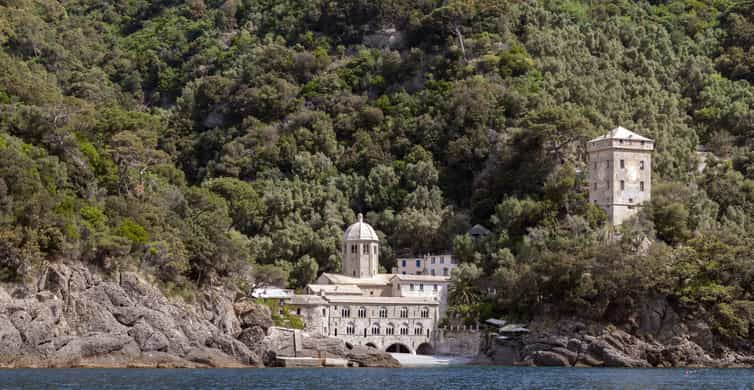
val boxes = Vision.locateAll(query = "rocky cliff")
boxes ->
[477,297,754,368]
[0,262,397,368]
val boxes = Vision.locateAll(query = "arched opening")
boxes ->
[385,343,411,354]
[416,343,434,355]
[365,342,377,349]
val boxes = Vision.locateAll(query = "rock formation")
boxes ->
[0,262,398,368]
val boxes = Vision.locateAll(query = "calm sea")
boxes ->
[0,367,752,389]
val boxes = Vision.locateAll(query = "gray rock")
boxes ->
[530,350,571,367]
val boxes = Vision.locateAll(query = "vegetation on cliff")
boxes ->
[1,0,754,345]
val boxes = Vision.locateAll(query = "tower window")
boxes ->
[341,307,350,317]
[363,245,368,254]
[400,307,408,318]
[620,160,624,169]
[358,307,366,318]
[640,181,645,191]
[640,160,645,170]
[373,245,377,254]
[379,307,387,318]
[421,307,429,318]
[351,245,357,254]
[620,180,625,190]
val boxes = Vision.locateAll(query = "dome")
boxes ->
[343,213,379,241]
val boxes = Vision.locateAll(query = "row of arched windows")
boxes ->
[334,322,428,337]
[337,306,430,319]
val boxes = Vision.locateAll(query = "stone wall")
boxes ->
[433,328,481,356]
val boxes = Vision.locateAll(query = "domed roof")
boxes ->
[343,213,379,242]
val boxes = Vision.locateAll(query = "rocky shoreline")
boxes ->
[476,298,754,368]
[0,262,398,368]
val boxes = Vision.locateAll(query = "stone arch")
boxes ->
[416,343,434,355]
[385,343,411,354]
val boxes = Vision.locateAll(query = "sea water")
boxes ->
[0,366,752,389]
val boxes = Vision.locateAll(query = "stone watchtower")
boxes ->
[587,127,654,225]
[341,213,379,278]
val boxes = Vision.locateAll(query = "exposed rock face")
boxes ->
[479,297,754,368]
[0,262,273,368]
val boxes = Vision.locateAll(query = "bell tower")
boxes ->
[342,213,379,278]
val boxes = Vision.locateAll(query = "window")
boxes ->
[629,198,633,203]
[400,324,409,336]
[443,268,449,276]
[619,139,624,144]
[431,258,435,264]
[372,323,380,335]
[640,181,645,191]
[341,307,350,317]
[415,260,421,268]
[410,284,414,291]
[433,284,438,291]
[379,307,387,318]
[386,324,395,335]
[346,323,355,335]
[414,323,424,335]
[351,245,357,254]
[334,328,337,336]
[607,160,610,168]
[296,308,301,315]
[373,245,377,254]
[640,160,645,170]
[620,180,625,190]
[358,307,367,318]
[620,160,624,169]
[641,141,646,146]
[607,180,610,189]
[440,257,445,264]
[419,284,424,291]
[430,269,435,276]
[400,307,408,318]
[401,260,406,267]
[421,307,429,318]
[363,245,368,254]
[322,308,326,316]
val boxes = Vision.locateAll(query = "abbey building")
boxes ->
[287,214,450,355]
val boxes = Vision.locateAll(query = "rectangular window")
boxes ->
[433,284,438,291]
[440,258,444,264]
[620,180,625,190]
[415,260,421,268]
[373,246,377,254]
[620,160,624,169]
[363,245,368,254]
[443,268,448,276]
[640,160,645,170]
[419,284,424,291]
[607,160,610,168]
[351,245,356,254]
[640,181,645,191]
[410,284,414,291]
[401,260,406,267]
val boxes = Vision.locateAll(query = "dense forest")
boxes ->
[1,0,754,342]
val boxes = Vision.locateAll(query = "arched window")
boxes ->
[378,307,387,318]
[372,323,380,335]
[363,244,368,254]
[351,245,357,254]
[420,307,429,318]
[400,323,409,336]
[346,322,355,335]
[399,307,408,318]
[358,307,367,318]
[341,307,351,317]
[386,323,395,335]
[414,323,424,335]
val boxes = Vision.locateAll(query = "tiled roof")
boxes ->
[324,295,438,305]
[390,274,451,282]
[317,273,392,286]
[306,284,363,295]
[588,126,653,143]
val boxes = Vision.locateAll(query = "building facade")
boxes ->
[395,254,457,277]
[587,127,654,225]
[286,214,450,355]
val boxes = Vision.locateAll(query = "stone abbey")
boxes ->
[286,214,450,355]
[587,127,654,225]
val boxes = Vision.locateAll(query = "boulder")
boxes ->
[234,300,273,330]
[530,350,571,367]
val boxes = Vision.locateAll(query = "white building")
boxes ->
[287,213,451,355]
[395,254,457,277]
